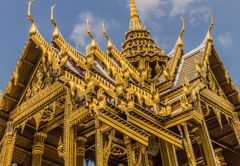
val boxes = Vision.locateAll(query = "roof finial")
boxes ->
[50,4,60,39]
[27,0,37,35]
[208,11,214,31]
[86,18,97,48]
[86,18,94,39]
[28,0,34,23]
[180,16,185,38]
[51,4,57,27]
[102,23,109,40]
[129,0,143,30]
[206,11,214,41]
[176,17,185,46]
[102,23,113,49]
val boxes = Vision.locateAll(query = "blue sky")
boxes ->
[0,0,240,91]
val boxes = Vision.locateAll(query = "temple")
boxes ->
[1,0,240,165]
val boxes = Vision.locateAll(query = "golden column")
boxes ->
[0,121,16,166]
[197,121,218,166]
[95,119,104,166]
[231,113,240,145]
[32,132,47,166]
[181,123,197,166]
[196,95,218,166]
[76,136,87,166]
[124,135,135,166]
[159,139,178,166]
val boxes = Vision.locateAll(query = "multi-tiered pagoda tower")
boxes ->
[1,0,240,165]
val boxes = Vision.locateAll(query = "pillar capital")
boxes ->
[76,136,87,158]
[76,136,87,143]
[32,132,47,155]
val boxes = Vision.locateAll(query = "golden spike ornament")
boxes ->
[180,16,185,38]
[27,0,34,23]
[208,11,214,32]
[86,18,93,39]
[206,11,214,41]
[50,4,57,27]
[102,23,113,50]
[86,18,97,49]
[27,0,37,35]
[176,16,185,46]
[50,4,60,39]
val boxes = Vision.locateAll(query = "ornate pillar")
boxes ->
[32,132,47,166]
[195,94,218,166]
[0,121,17,166]
[159,139,178,166]
[181,123,197,166]
[95,119,103,166]
[197,121,218,166]
[142,146,150,166]
[64,89,76,165]
[76,136,87,166]
[124,136,135,166]
[231,113,240,145]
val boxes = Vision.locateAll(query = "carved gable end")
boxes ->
[19,61,60,104]
[206,69,226,99]
[208,48,240,107]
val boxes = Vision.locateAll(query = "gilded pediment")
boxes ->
[20,62,60,104]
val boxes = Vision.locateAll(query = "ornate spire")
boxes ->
[102,23,114,50]
[50,4,60,39]
[129,0,143,30]
[86,18,97,49]
[176,17,185,46]
[206,11,214,41]
[27,0,37,35]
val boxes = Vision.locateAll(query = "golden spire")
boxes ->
[129,0,143,30]
[102,23,113,50]
[50,4,60,39]
[27,0,37,35]
[51,4,57,26]
[206,11,214,41]
[86,18,97,49]
[180,16,185,38]
[176,17,185,46]
[27,0,34,23]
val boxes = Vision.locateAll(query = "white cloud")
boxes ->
[217,32,234,48]
[189,7,211,26]
[126,0,201,20]
[70,12,119,51]
[170,0,195,17]
[134,0,166,19]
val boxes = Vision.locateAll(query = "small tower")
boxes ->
[121,0,169,81]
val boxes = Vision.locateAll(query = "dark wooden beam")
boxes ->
[4,95,18,103]
[218,132,235,142]
[211,63,222,70]
[23,59,35,68]
[220,81,228,86]
[227,91,238,98]
[211,137,240,156]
